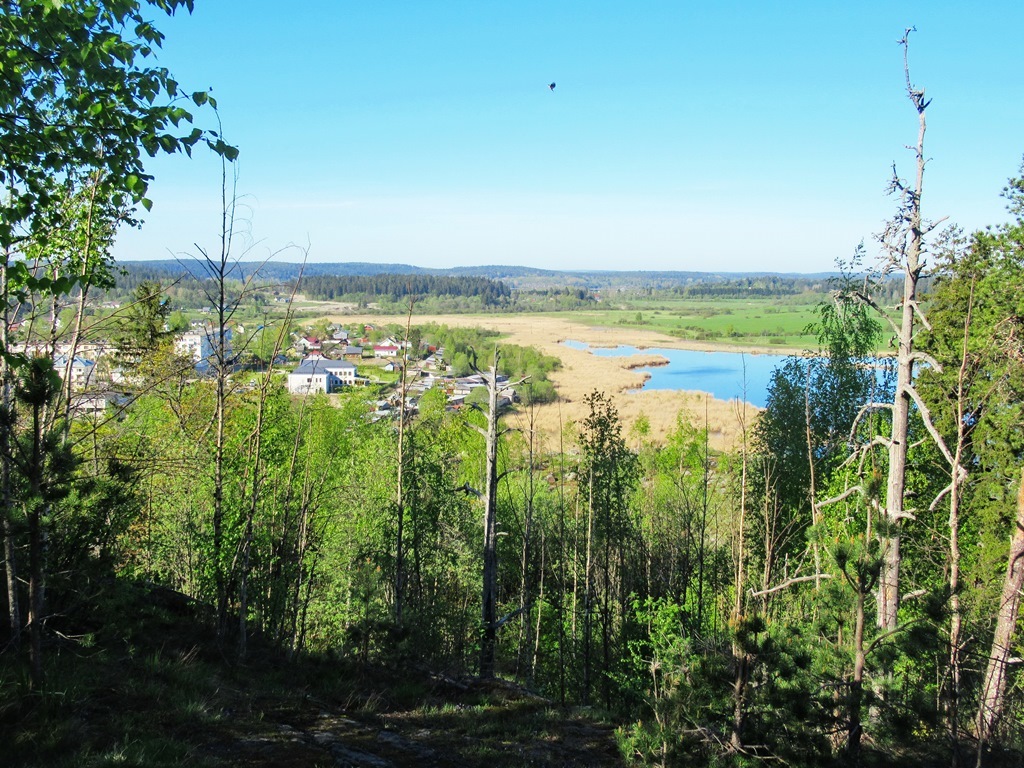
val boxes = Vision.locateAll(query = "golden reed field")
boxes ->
[335,313,769,452]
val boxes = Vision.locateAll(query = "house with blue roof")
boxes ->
[54,355,96,390]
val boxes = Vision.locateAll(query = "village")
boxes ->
[8,320,518,420]
[279,324,519,415]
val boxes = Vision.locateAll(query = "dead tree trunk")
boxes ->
[944,282,975,766]
[394,299,415,626]
[470,348,526,678]
[975,469,1024,748]
[877,33,930,633]
[515,398,538,682]
[730,394,750,753]
[854,31,949,634]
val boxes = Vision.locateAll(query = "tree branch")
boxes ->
[493,605,530,630]
[848,402,895,443]
[907,299,933,332]
[850,290,901,336]
[866,615,927,657]
[749,573,833,598]
[817,485,864,509]
[906,383,955,467]
[909,349,942,371]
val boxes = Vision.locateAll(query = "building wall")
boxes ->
[287,372,332,394]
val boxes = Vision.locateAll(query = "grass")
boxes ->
[1,589,233,767]
[573,295,826,349]
[1,581,623,767]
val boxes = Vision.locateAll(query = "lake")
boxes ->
[562,341,793,408]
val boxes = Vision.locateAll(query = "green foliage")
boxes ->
[412,323,561,399]
[109,280,173,366]
[616,597,834,766]
[750,278,890,599]
[614,597,690,765]
[519,378,557,405]
[0,0,224,251]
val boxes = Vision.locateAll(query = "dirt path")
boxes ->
[336,313,768,450]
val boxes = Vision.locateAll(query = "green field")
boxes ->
[562,294,829,350]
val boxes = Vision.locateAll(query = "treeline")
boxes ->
[611,275,834,300]
[513,286,596,312]
[101,264,258,312]
[666,274,825,298]
[300,274,512,305]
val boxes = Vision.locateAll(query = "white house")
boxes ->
[287,356,357,395]
[373,344,400,358]
[53,355,95,390]
[175,326,232,370]
[70,390,127,418]
[295,335,322,354]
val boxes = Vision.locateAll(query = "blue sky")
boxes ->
[113,1,1024,273]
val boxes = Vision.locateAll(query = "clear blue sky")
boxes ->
[113,1,1024,273]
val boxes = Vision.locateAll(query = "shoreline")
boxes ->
[572,336,805,356]
[329,312,764,450]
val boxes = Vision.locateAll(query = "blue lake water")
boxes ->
[562,341,793,408]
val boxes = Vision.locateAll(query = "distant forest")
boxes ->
[102,262,915,315]
[300,273,512,305]
[114,259,841,291]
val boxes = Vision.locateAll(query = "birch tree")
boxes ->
[0,0,222,682]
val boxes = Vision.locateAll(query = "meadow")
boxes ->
[570,294,827,349]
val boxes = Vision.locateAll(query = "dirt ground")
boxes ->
[335,313,768,451]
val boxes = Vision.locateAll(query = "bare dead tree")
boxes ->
[468,346,527,678]
[847,29,952,633]
[513,390,540,683]
[182,131,267,641]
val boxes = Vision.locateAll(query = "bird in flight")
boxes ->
[548,82,556,91]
